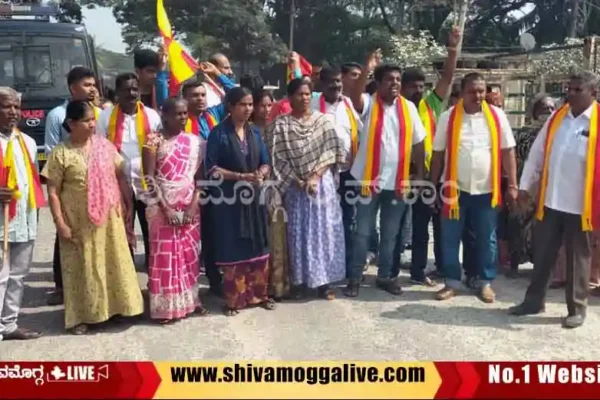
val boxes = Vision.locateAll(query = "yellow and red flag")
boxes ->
[287,53,312,83]
[157,0,198,95]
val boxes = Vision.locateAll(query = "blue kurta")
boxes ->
[204,120,270,264]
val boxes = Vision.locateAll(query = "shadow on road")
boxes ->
[334,275,438,302]
[381,303,562,331]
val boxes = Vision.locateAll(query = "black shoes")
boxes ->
[508,302,545,316]
[562,314,586,329]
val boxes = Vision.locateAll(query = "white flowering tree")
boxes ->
[388,30,447,69]
[530,38,591,75]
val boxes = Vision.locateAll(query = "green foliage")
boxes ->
[265,0,392,65]
[77,0,600,70]
[388,31,447,69]
[91,0,286,66]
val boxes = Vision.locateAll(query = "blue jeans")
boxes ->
[369,227,379,254]
[462,218,477,279]
[391,204,413,278]
[410,197,442,281]
[441,192,498,289]
[350,190,409,281]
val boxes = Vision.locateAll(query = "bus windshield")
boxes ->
[0,34,89,98]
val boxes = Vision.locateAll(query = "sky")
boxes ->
[82,7,127,53]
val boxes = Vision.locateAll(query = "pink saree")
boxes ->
[146,132,204,320]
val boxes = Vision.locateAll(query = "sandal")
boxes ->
[262,299,277,310]
[410,277,437,287]
[223,307,240,317]
[464,276,479,290]
[342,282,360,298]
[505,269,519,279]
[318,285,336,300]
[158,319,175,325]
[70,324,88,335]
[290,285,304,300]
[195,306,210,316]
[550,281,566,289]
[376,278,403,295]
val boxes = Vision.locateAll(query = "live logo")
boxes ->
[49,364,109,382]
[66,366,96,381]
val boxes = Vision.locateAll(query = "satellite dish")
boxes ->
[519,33,536,51]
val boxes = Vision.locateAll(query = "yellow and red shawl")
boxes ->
[185,112,217,136]
[108,102,151,190]
[442,100,502,219]
[418,99,436,168]
[361,95,413,197]
[537,102,600,231]
[0,131,46,220]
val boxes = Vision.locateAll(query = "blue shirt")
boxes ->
[192,74,237,139]
[44,101,101,155]
[153,70,169,109]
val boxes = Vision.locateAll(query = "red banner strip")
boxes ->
[0,362,161,399]
[436,362,600,399]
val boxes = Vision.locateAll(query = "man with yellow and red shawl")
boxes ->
[96,73,162,269]
[430,72,517,304]
[0,87,46,341]
[346,57,427,298]
[510,71,600,329]
[392,28,461,286]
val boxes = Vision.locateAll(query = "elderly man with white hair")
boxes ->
[0,87,45,341]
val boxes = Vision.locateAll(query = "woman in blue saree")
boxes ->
[204,87,275,316]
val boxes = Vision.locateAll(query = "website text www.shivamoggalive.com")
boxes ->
[170,364,426,385]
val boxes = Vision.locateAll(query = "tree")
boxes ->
[82,0,285,65]
[266,0,393,65]
[388,30,446,68]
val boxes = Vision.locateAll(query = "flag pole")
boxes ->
[1,166,9,274]
[289,0,295,51]
[3,203,8,272]
[455,0,468,54]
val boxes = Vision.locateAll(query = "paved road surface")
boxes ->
[0,207,597,361]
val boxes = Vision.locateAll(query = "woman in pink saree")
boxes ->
[142,97,208,324]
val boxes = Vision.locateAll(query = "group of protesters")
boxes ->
[0,26,598,341]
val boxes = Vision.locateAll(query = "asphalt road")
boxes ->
[0,207,597,361]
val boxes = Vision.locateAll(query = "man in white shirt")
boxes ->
[430,72,518,303]
[205,53,234,108]
[510,72,600,329]
[310,66,362,282]
[0,87,43,341]
[345,59,427,297]
[96,73,162,269]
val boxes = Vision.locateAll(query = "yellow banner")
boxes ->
[154,361,441,399]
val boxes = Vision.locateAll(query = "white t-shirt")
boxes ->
[433,104,515,195]
[310,94,363,171]
[520,105,593,215]
[350,95,426,191]
[96,105,162,198]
